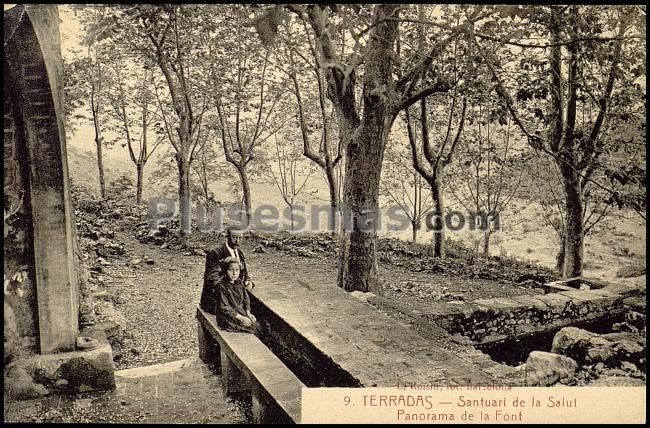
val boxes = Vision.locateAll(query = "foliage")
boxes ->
[470,5,646,275]
[61,5,645,279]
[107,175,134,200]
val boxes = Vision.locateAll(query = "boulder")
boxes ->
[350,291,376,303]
[551,327,596,361]
[7,329,115,397]
[553,327,646,367]
[4,366,49,400]
[585,340,617,365]
[525,351,578,386]
[600,332,645,366]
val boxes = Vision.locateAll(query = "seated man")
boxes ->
[201,227,254,312]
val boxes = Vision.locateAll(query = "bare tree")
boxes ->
[404,92,467,257]
[269,134,316,231]
[381,142,432,242]
[107,60,164,204]
[447,106,525,256]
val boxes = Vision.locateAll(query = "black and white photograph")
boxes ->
[4,3,646,423]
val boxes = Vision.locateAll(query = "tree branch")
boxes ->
[397,80,453,112]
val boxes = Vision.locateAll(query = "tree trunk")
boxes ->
[430,177,445,258]
[326,3,399,294]
[136,93,148,206]
[203,182,210,207]
[556,233,566,273]
[411,220,418,243]
[337,117,392,295]
[325,165,340,209]
[325,166,340,233]
[237,165,252,226]
[560,167,584,277]
[93,118,106,200]
[176,156,192,236]
[135,162,144,205]
[289,203,295,232]
[483,230,491,256]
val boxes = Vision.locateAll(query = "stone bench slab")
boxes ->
[196,308,304,424]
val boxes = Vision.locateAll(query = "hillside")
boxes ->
[65,139,646,286]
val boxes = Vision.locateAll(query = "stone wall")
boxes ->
[428,288,633,344]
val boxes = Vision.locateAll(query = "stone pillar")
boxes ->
[4,5,79,354]
[197,319,221,371]
[220,350,250,396]
[251,383,290,424]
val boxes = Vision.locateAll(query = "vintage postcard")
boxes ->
[4,3,646,424]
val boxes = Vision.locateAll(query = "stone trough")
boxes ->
[417,278,641,346]
[369,277,645,386]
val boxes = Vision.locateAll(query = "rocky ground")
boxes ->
[525,316,646,387]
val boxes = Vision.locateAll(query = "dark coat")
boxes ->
[215,277,261,334]
[201,243,251,312]
[204,243,251,283]
[199,268,222,314]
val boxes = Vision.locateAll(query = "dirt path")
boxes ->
[96,227,207,369]
[100,223,548,370]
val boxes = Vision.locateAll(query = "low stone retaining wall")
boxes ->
[371,282,642,345]
[437,284,642,344]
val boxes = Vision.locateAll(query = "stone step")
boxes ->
[4,358,249,423]
[115,358,200,379]
[109,357,249,423]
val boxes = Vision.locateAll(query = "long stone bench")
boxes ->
[196,307,303,424]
